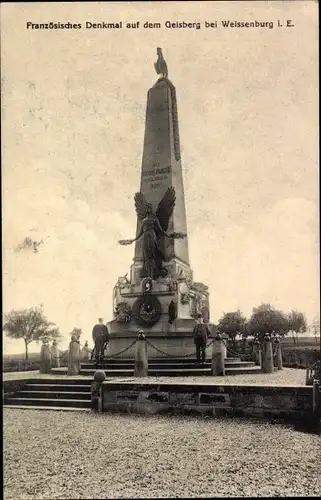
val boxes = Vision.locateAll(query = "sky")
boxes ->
[2,1,319,354]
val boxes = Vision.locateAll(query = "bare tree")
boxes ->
[287,310,307,346]
[311,316,320,345]
[3,306,62,360]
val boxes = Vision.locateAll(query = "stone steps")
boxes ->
[4,397,91,408]
[4,379,92,410]
[3,405,91,412]
[51,357,261,377]
[76,357,261,377]
[77,365,262,377]
[18,390,91,400]
[26,383,91,392]
[80,367,213,376]
[224,366,263,374]
[80,360,255,369]
[82,357,242,365]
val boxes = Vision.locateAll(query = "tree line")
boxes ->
[215,303,317,348]
[3,303,320,360]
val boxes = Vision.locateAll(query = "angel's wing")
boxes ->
[134,192,148,219]
[156,186,176,231]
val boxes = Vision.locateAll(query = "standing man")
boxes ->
[91,318,109,365]
[193,313,211,364]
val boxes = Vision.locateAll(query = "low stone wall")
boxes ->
[99,381,313,422]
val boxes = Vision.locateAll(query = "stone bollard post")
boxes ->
[211,333,225,376]
[40,340,52,374]
[262,334,274,373]
[221,335,227,360]
[81,341,91,362]
[91,370,106,412]
[51,340,60,368]
[274,337,283,370]
[306,367,312,386]
[134,331,148,377]
[68,334,81,375]
[253,340,262,366]
[312,379,321,427]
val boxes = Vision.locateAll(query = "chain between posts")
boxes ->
[272,344,278,358]
[105,340,137,358]
[221,339,248,359]
[86,336,271,362]
[79,343,93,354]
[49,350,69,360]
[83,338,215,361]
[88,340,138,359]
[145,338,214,359]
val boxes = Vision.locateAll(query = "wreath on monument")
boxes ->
[132,295,162,327]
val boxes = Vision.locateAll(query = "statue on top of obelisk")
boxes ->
[154,47,168,78]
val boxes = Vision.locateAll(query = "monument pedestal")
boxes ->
[108,326,215,360]
[108,274,212,358]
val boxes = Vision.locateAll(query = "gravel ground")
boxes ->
[116,368,306,386]
[3,367,306,385]
[4,409,321,499]
[3,372,93,381]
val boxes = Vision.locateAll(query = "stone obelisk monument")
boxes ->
[108,48,211,358]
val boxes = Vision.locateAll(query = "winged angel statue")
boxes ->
[118,187,186,280]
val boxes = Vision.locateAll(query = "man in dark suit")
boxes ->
[193,313,211,364]
[91,318,109,365]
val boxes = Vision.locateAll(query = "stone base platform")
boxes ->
[107,318,218,359]
[107,332,212,359]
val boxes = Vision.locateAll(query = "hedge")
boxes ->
[282,348,320,369]
[3,360,40,373]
